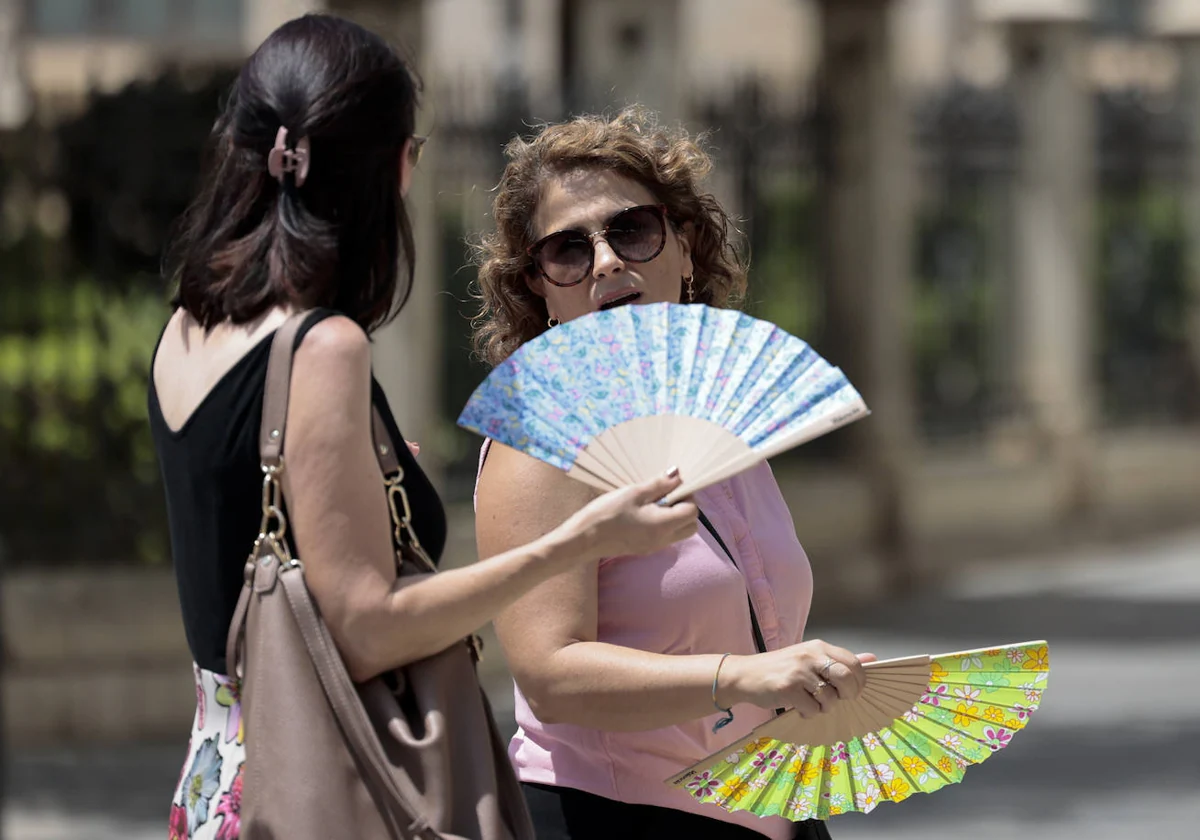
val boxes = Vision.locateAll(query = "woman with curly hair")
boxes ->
[472,109,873,839]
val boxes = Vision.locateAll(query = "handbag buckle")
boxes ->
[385,471,437,574]
[259,462,289,541]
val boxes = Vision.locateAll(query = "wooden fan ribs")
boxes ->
[667,641,1049,820]
[662,397,870,504]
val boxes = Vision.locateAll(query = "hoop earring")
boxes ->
[547,316,559,328]
[684,275,695,303]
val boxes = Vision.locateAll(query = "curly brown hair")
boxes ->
[471,107,747,367]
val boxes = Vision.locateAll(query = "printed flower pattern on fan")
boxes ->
[718,778,753,802]
[671,641,1049,820]
[1023,644,1050,671]
[952,702,981,727]
[795,761,820,786]
[685,770,720,797]
[457,303,865,479]
[922,684,949,706]
[901,756,936,786]
[954,686,981,703]
[752,749,785,774]
[855,786,882,813]
[983,727,1014,751]
[881,778,912,801]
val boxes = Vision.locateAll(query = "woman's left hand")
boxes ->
[718,640,878,718]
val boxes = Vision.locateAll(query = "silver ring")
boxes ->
[820,657,835,678]
[811,680,829,696]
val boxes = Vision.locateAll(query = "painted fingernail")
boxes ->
[666,466,680,479]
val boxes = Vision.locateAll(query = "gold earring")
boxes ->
[684,275,695,303]
[547,316,559,328]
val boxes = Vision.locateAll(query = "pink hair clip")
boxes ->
[267,126,310,187]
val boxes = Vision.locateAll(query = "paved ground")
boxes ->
[7,527,1199,839]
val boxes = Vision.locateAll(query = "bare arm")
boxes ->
[482,442,871,731]
[282,317,696,682]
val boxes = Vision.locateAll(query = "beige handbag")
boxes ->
[225,312,534,840]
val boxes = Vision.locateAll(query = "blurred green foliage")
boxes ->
[0,274,169,567]
[743,173,823,345]
[0,67,234,567]
[437,210,493,497]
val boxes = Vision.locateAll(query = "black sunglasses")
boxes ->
[527,204,669,287]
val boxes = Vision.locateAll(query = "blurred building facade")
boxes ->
[2,0,1199,747]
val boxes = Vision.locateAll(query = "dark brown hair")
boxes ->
[165,14,420,332]
[472,107,747,366]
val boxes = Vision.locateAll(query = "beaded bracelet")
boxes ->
[711,652,735,733]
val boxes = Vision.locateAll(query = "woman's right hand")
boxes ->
[559,469,699,561]
[719,640,876,718]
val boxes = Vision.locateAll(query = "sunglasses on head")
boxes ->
[527,204,669,288]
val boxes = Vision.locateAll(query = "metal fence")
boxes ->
[430,71,1200,488]
[3,60,1200,562]
[1094,88,1198,425]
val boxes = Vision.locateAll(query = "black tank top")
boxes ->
[148,309,447,675]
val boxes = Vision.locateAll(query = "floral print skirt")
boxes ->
[169,664,245,839]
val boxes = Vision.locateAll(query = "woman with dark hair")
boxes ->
[472,109,874,839]
[151,17,696,838]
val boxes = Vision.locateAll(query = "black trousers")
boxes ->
[523,782,834,840]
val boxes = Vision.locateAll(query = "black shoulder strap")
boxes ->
[697,509,768,655]
[698,508,785,717]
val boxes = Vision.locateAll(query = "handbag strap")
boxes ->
[277,561,437,839]
[696,509,768,655]
[697,508,786,718]
[256,309,433,573]
[236,310,441,839]
[226,310,313,680]
[258,311,309,469]
[258,309,399,480]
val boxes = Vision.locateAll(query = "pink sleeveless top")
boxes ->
[475,441,813,839]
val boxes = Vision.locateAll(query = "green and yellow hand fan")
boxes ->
[667,640,1049,821]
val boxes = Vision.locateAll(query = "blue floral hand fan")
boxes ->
[457,303,869,501]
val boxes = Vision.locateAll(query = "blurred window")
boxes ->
[29,0,93,35]
[27,0,243,39]
[191,0,243,40]
[1093,0,1142,35]
[108,0,171,37]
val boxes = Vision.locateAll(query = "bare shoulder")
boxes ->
[295,314,370,366]
[151,308,189,373]
[164,306,188,340]
[292,316,372,393]
[478,441,598,508]
[476,441,598,539]
[288,315,373,442]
